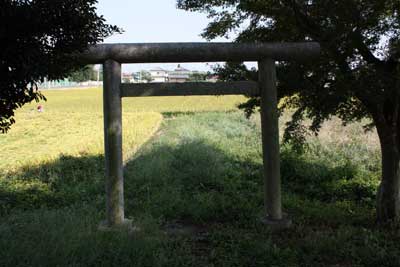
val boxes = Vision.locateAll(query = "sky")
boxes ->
[96,0,234,73]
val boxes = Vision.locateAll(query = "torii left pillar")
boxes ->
[99,59,132,231]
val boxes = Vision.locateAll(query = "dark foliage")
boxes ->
[0,0,120,132]
[178,0,400,223]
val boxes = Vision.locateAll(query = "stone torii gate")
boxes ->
[81,42,320,230]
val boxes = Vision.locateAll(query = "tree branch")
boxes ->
[352,29,384,65]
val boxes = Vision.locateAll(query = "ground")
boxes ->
[0,88,399,266]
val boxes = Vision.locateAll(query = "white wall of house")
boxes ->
[152,76,168,83]
[150,69,168,83]
[147,66,195,83]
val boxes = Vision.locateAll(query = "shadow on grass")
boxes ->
[162,111,198,118]
[1,141,377,223]
[0,154,105,215]
[123,139,264,224]
[161,110,238,119]
[280,149,377,205]
[1,138,263,222]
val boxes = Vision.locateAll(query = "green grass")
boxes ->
[1,88,399,266]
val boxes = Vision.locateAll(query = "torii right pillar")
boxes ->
[258,58,291,229]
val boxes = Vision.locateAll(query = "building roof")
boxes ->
[174,64,190,72]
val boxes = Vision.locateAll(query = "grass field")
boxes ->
[1,87,399,266]
[0,88,245,169]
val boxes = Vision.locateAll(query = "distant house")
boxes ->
[147,65,196,83]
[168,64,191,83]
[149,67,168,83]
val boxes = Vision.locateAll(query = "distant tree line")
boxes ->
[188,72,208,82]
[68,65,102,82]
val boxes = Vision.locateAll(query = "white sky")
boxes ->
[96,0,256,73]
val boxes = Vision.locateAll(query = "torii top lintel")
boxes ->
[80,42,320,64]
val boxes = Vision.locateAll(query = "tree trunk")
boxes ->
[376,120,400,223]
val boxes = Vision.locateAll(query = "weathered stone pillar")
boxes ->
[100,59,131,230]
[258,58,291,228]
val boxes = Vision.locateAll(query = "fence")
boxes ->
[38,79,102,89]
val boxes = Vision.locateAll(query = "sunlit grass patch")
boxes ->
[0,111,162,170]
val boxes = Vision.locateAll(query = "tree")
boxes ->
[0,0,120,132]
[140,70,153,83]
[69,65,98,82]
[177,0,400,223]
[188,71,208,82]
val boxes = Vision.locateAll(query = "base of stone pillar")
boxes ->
[98,219,139,233]
[261,215,292,230]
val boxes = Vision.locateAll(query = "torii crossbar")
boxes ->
[81,42,320,230]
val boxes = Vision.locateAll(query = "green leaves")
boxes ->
[0,0,121,132]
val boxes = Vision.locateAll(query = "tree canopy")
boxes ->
[0,0,120,132]
[178,0,400,223]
